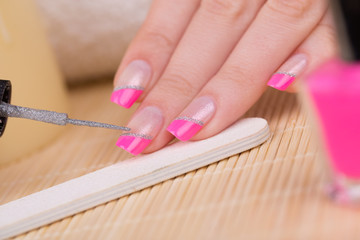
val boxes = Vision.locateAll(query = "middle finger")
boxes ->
[117,0,265,155]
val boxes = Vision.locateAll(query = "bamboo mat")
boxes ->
[1,82,359,240]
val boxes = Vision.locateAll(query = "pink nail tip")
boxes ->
[167,119,203,141]
[110,88,143,108]
[267,73,296,91]
[116,135,152,155]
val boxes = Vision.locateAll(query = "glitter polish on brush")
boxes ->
[0,79,130,135]
[267,53,307,91]
[167,96,216,141]
[111,60,151,108]
[116,106,163,155]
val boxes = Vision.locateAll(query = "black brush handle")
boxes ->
[0,80,11,137]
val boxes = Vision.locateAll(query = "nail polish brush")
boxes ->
[0,79,130,137]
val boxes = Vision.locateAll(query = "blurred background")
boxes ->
[0,0,152,163]
[36,0,152,83]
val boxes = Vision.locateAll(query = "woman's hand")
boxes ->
[111,0,336,155]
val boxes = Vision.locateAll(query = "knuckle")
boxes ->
[318,21,336,39]
[142,28,176,50]
[157,73,197,98]
[220,64,256,89]
[267,0,313,18]
[201,0,248,19]
[318,23,337,53]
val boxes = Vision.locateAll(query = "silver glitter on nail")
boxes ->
[114,85,145,91]
[175,116,204,126]
[274,72,296,77]
[120,132,153,140]
[0,102,130,131]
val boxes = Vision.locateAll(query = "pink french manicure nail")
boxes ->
[116,106,163,155]
[167,96,216,141]
[267,53,307,91]
[111,60,151,108]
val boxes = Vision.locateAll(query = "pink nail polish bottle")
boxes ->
[304,0,360,204]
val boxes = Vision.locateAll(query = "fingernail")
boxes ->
[267,53,307,91]
[167,96,216,141]
[116,106,163,155]
[111,60,152,108]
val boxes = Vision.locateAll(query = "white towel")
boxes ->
[36,0,152,83]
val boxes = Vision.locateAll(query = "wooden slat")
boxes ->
[1,81,359,240]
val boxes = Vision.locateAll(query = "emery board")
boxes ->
[0,117,270,239]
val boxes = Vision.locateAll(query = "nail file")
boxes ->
[0,118,270,239]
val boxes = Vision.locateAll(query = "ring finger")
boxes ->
[168,0,328,141]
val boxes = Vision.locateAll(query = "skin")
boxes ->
[114,0,336,154]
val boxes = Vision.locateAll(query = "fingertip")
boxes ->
[139,131,174,154]
[167,119,203,141]
[116,135,151,156]
[111,89,144,108]
[284,81,300,93]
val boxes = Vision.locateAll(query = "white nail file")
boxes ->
[0,118,270,239]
